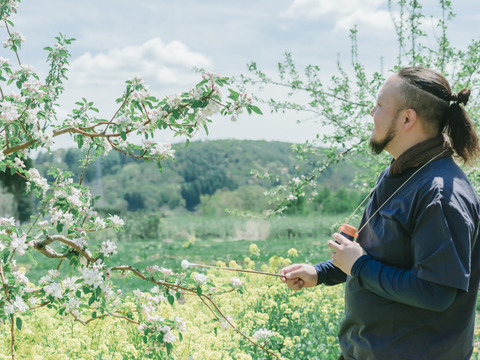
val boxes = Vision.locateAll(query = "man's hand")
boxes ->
[280,264,318,291]
[327,232,366,275]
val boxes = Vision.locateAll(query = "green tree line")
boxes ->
[17,140,367,217]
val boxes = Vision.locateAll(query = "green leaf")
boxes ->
[26,250,38,265]
[167,295,175,306]
[196,287,202,296]
[56,223,64,233]
[16,317,22,331]
[250,105,263,115]
[88,295,95,306]
[76,136,84,149]
[172,109,181,119]
[120,131,127,141]
[9,167,16,176]
[227,89,239,101]
[92,311,97,319]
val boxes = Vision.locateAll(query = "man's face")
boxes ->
[369,74,403,155]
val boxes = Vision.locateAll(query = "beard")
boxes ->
[369,122,397,155]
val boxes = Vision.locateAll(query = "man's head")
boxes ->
[369,73,404,155]
[369,66,479,162]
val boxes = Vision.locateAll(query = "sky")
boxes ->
[3,0,480,147]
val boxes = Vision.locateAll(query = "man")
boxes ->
[280,66,480,360]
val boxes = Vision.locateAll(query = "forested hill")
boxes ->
[33,140,364,213]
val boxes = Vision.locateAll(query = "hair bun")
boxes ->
[451,88,471,105]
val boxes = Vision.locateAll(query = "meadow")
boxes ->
[4,212,480,359]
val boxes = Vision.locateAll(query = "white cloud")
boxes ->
[280,0,393,32]
[68,37,213,88]
[334,9,393,32]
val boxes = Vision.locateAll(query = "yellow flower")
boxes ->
[327,335,337,344]
[287,248,298,257]
[249,243,260,256]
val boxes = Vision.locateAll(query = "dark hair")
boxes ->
[397,66,479,163]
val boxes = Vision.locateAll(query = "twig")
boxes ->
[189,263,285,278]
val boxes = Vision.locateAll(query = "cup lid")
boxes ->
[339,223,358,238]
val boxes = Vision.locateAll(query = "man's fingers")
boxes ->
[280,264,301,276]
[285,269,303,280]
[333,232,350,244]
[327,239,341,252]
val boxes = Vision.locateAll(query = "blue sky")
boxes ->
[4,0,480,146]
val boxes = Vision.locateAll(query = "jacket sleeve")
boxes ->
[314,260,347,286]
[352,254,457,311]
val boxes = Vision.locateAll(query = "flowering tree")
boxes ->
[241,0,480,216]
[0,2,277,359]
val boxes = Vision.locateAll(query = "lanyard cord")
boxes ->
[344,149,449,236]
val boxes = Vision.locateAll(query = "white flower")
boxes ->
[38,275,52,285]
[13,271,28,284]
[63,276,79,289]
[100,240,117,257]
[14,157,25,168]
[64,296,82,313]
[67,195,82,207]
[94,217,106,229]
[193,273,208,285]
[163,330,176,343]
[160,267,173,276]
[43,282,63,299]
[4,302,14,315]
[28,296,38,307]
[181,259,190,270]
[286,194,298,201]
[108,215,124,227]
[9,233,28,256]
[175,316,186,332]
[220,315,233,331]
[81,268,103,289]
[230,277,244,288]
[252,328,274,342]
[151,143,175,159]
[13,297,29,313]
[39,130,54,148]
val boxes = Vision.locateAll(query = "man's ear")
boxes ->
[403,108,418,130]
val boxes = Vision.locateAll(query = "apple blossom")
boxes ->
[43,282,63,299]
[163,330,176,343]
[230,277,244,288]
[181,259,190,270]
[252,328,274,342]
[193,273,208,285]
[81,268,103,289]
[9,232,28,256]
[100,240,117,257]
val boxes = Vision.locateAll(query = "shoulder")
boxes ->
[419,157,479,216]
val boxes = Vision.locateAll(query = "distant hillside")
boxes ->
[33,140,366,213]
